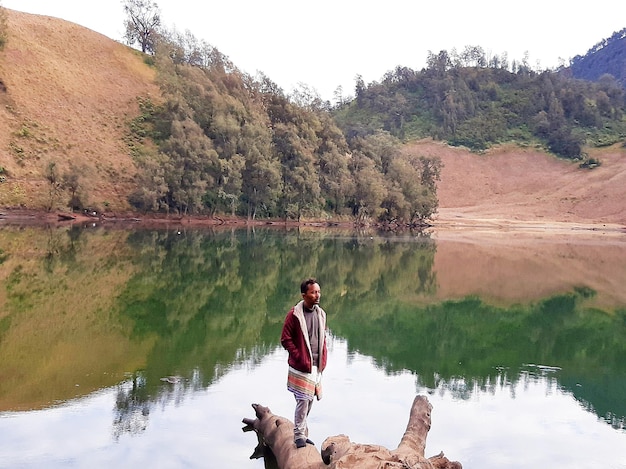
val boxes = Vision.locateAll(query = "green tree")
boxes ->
[161,117,220,214]
[382,153,441,225]
[380,177,409,223]
[459,45,487,67]
[240,147,281,219]
[409,155,442,224]
[290,83,326,111]
[274,120,321,221]
[316,114,353,214]
[355,74,366,105]
[426,50,452,76]
[348,153,387,223]
[128,152,169,212]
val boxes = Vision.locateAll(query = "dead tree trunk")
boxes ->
[242,395,462,469]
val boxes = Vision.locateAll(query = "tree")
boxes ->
[383,153,442,225]
[240,121,281,219]
[128,153,169,212]
[161,116,220,214]
[333,85,349,107]
[355,74,366,105]
[348,154,387,223]
[380,177,410,224]
[274,120,322,221]
[122,0,161,54]
[362,131,401,174]
[459,45,487,68]
[290,83,325,111]
[44,161,63,212]
[426,50,452,76]
[62,164,86,212]
[316,114,353,214]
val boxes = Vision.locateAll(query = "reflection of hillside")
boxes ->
[105,229,440,434]
[560,373,626,430]
[432,234,626,308]
[2,225,625,433]
[116,230,438,390]
[331,291,626,427]
[0,227,152,411]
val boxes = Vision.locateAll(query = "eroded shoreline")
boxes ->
[1,208,624,237]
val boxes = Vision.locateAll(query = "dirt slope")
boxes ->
[0,9,160,210]
[0,9,625,228]
[404,140,626,228]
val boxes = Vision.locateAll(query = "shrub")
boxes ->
[579,157,601,169]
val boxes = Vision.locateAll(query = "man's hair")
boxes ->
[301,277,319,294]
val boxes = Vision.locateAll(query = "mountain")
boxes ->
[568,28,626,86]
[0,9,625,227]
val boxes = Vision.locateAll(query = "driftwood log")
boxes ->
[242,395,462,469]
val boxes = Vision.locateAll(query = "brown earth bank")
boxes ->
[1,204,624,236]
[403,139,626,233]
[1,10,625,235]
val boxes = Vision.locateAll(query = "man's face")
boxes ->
[302,283,321,308]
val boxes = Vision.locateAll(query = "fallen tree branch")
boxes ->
[242,395,462,469]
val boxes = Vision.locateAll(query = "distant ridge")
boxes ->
[568,28,626,86]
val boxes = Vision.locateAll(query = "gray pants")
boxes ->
[294,396,314,441]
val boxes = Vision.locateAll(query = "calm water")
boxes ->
[0,224,625,469]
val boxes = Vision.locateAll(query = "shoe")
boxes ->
[306,438,315,445]
[295,438,306,448]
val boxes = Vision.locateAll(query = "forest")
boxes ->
[125,32,441,225]
[121,1,625,222]
[336,45,626,157]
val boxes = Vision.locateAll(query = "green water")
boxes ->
[0,224,625,468]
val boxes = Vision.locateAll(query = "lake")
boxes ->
[0,223,625,469]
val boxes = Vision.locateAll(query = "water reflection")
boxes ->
[0,225,625,467]
[0,340,625,469]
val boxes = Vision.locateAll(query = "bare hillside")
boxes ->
[0,10,625,228]
[405,140,626,228]
[0,9,159,210]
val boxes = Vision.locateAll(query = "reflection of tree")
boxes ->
[115,228,439,409]
[113,374,151,440]
[113,228,626,430]
[43,225,85,272]
[112,370,202,440]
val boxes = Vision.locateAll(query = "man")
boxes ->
[280,278,328,449]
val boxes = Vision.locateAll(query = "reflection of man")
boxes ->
[280,278,328,449]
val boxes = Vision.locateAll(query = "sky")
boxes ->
[4,0,626,102]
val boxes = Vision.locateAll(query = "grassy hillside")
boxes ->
[0,226,154,410]
[0,9,160,211]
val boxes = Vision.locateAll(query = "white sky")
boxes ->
[4,0,626,101]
